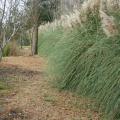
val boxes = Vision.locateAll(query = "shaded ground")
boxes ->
[0,56,102,120]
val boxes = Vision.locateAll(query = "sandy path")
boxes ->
[0,56,101,120]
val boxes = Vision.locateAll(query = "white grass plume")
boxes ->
[100,10,118,37]
[39,0,119,37]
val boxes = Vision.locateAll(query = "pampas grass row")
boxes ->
[38,0,120,119]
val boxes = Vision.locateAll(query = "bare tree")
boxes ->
[0,0,22,59]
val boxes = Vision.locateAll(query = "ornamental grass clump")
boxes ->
[38,0,120,119]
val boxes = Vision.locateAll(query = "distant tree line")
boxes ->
[0,0,83,58]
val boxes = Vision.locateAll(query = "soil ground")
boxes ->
[0,56,102,120]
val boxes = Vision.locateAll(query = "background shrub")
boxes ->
[3,42,20,57]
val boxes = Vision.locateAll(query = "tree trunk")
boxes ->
[32,24,38,55]
[0,45,2,61]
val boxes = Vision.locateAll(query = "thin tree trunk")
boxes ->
[32,24,38,55]
[0,45,2,61]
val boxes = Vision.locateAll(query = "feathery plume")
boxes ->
[100,10,118,37]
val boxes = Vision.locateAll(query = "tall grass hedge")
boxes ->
[38,8,120,119]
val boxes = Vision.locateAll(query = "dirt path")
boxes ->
[0,56,101,120]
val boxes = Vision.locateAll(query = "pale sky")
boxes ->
[0,0,24,22]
